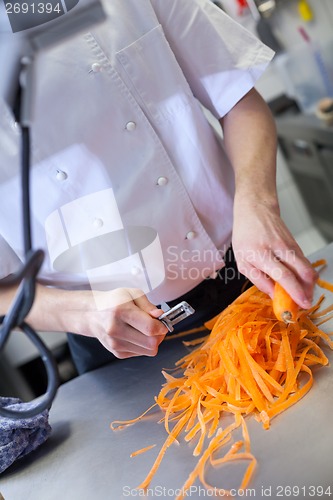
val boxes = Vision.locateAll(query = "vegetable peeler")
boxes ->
[158,301,195,332]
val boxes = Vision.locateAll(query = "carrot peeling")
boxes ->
[317,278,333,293]
[130,444,156,458]
[272,282,300,323]
[111,268,333,497]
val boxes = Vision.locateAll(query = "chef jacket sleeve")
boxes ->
[151,0,275,118]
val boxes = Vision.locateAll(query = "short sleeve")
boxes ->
[151,0,274,118]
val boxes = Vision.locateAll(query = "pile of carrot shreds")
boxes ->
[111,259,333,499]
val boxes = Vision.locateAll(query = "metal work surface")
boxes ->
[1,244,333,500]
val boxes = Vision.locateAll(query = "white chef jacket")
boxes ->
[0,0,274,305]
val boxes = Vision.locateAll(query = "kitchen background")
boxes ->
[1,0,333,400]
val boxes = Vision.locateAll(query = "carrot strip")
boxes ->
[193,397,206,456]
[110,402,157,430]
[165,326,209,341]
[311,301,333,319]
[130,444,156,457]
[317,277,333,293]
[315,313,333,327]
[312,258,327,268]
[137,413,189,491]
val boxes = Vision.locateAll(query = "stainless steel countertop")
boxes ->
[1,244,333,500]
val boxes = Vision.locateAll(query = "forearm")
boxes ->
[220,88,278,210]
[219,89,317,306]
[0,282,92,335]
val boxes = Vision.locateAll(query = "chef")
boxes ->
[0,0,317,374]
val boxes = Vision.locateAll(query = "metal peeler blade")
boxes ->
[158,301,195,332]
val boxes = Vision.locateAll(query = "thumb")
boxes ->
[149,308,164,319]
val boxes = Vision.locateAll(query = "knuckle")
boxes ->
[145,319,165,337]
[280,268,294,281]
[144,323,155,337]
[111,304,124,321]
[146,336,160,351]
[148,344,159,357]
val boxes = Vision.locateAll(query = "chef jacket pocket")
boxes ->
[116,25,194,124]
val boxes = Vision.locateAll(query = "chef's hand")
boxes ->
[15,285,168,359]
[77,288,168,359]
[232,199,318,309]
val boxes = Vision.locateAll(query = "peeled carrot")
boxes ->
[111,269,333,498]
[272,282,300,323]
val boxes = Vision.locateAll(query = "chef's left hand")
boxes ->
[231,198,318,309]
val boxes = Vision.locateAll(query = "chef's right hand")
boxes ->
[73,288,168,359]
[2,283,168,359]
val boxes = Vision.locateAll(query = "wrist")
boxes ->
[28,285,93,335]
[234,189,280,214]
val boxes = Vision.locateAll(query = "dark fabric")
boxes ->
[67,332,118,375]
[67,247,251,374]
[0,397,51,474]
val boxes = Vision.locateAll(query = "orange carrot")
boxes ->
[111,270,333,498]
[272,282,300,323]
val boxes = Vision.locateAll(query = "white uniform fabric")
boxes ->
[0,0,274,305]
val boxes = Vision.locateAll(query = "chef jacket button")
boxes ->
[93,218,104,228]
[156,176,168,186]
[11,120,20,131]
[131,266,141,276]
[56,170,68,181]
[90,62,103,73]
[186,231,196,240]
[125,121,136,131]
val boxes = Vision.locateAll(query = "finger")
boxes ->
[121,300,167,337]
[112,323,166,349]
[113,352,141,360]
[273,248,318,299]
[249,252,312,308]
[237,261,274,297]
[272,242,317,282]
[100,329,165,357]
